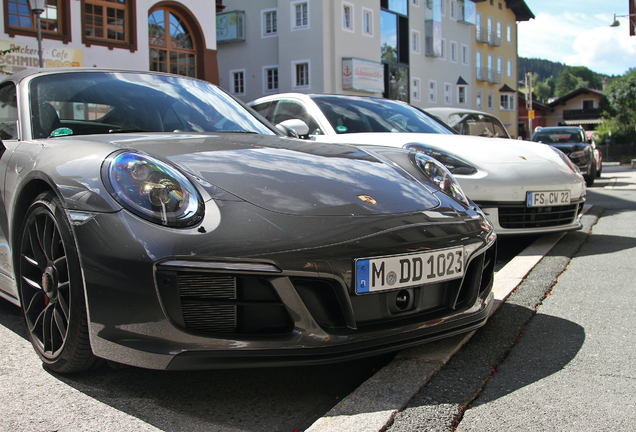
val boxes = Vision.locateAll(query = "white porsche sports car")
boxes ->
[250,93,586,236]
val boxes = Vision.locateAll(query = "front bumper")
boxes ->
[477,198,585,235]
[72,203,496,370]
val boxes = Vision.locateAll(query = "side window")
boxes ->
[0,83,19,140]
[271,100,322,135]
[250,101,275,121]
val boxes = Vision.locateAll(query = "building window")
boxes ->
[450,41,458,63]
[441,0,446,16]
[230,69,245,96]
[362,8,373,35]
[476,88,483,109]
[412,30,420,54]
[496,20,503,44]
[507,59,513,78]
[263,66,279,93]
[343,2,354,31]
[412,77,421,101]
[149,8,196,77]
[441,38,447,60]
[507,23,513,44]
[444,83,452,104]
[450,0,456,19]
[293,60,310,88]
[500,94,515,110]
[429,80,437,103]
[487,90,494,111]
[262,9,277,37]
[462,45,469,65]
[83,0,135,48]
[458,85,467,104]
[292,1,309,30]
[497,56,503,76]
[411,0,420,6]
[6,0,71,43]
[583,99,595,109]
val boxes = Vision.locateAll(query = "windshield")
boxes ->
[532,129,584,144]
[310,95,453,135]
[447,113,509,138]
[29,72,278,138]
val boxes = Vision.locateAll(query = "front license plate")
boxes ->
[355,246,465,294]
[527,190,570,207]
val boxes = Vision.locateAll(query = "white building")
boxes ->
[1,0,221,83]
[217,0,477,110]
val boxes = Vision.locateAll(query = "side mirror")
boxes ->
[278,119,310,137]
[275,123,300,138]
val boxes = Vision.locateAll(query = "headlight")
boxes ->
[550,146,580,174]
[412,153,470,207]
[103,152,204,227]
[405,143,477,175]
[568,150,586,159]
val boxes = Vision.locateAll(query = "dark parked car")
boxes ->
[532,126,596,186]
[0,68,496,373]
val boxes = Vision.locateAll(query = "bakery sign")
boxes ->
[342,58,384,93]
[0,40,82,74]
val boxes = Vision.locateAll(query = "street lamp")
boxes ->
[28,0,44,67]
[610,13,636,35]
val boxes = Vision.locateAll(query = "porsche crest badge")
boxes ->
[358,195,377,205]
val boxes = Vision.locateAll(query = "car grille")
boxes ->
[155,270,293,336]
[497,202,583,229]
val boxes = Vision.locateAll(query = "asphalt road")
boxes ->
[386,164,636,431]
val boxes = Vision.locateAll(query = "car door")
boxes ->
[0,82,19,299]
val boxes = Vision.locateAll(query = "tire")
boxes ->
[585,163,596,187]
[18,191,100,373]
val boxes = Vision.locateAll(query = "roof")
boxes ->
[517,91,551,110]
[548,87,604,107]
[473,0,534,21]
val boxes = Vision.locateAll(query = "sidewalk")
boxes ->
[308,163,636,432]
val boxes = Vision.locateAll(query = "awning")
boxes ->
[563,119,603,125]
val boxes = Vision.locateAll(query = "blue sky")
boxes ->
[518,0,636,76]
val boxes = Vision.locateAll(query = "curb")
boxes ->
[306,213,587,432]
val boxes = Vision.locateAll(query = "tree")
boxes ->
[567,66,602,89]
[555,70,579,98]
[534,82,552,102]
[597,71,636,145]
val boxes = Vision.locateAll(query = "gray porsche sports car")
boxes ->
[0,69,496,373]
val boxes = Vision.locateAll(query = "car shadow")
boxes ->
[0,296,394,432]
[393,303,584,428]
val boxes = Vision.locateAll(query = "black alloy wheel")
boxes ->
[18,191,100,373]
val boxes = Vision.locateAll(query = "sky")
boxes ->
[517,0,636,77]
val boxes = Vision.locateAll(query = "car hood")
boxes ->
[102,133,442,216]
[545,142,588,154]
[317,133,562,167]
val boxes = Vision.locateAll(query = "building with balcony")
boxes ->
[472,0,533,138]
[1,0,221,83]
[216,0,478,111]
[546,87,604,129]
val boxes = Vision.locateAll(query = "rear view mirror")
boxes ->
[277,119,310,137]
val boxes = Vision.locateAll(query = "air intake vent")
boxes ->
[497,202,581,229]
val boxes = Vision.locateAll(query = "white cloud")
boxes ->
[518,11,636,76]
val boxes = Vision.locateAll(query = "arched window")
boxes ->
[149,8,196,77]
